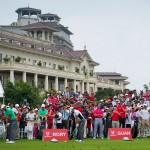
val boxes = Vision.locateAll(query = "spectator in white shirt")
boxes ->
[26,108,35,140]
[141,104,150,137]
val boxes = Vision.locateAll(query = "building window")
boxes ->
[89,70,94,76]
[20,42,24,46]
[31,45,35,49]
[9,39,13,44]
[51,50,54,53]
[42,48,45,51]
[22,58,26,63]
[62,66,65,70]
[49,62,51,65]
[10,55,15,61]
[0,54,2,62]
[60,52,63,55]
[28,58,31,62]
[115,80,120,85]
[32,80,34,86]
[41,81,44,88]
[43,62,46,67]
[33,60,37,65]
[52,64,56,69]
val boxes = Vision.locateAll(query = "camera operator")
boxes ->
[61,105,69,129]
[54,108,62,129]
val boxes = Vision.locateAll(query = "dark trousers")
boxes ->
[77,119,85,141]
[8,119,17,141]
[62,120,68,129]
[126,124,131,128]
[119,117,126,128]
[56,123,62,129]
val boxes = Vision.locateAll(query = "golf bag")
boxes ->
[0,119,5,141]
[132,120,138,138]
[36,117,46,140]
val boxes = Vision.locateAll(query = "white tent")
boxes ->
[0,81,4,104]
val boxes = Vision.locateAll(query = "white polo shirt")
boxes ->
[141,109,150,120]
[56,112,62,123]
[136,110,142,118]
[74,109,84,121]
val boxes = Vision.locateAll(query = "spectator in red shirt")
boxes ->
[111,106,120,128]
[117,100,126,128]
[47,104,54,129]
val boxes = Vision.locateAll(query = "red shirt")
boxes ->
[111,112,119,121]
[117,104,126,117]
[94,109,104,118]
[47,109,54,121]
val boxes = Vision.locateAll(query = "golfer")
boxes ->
[72,107,85,142]
[1,104,17,143]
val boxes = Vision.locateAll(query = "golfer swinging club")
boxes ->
[72,107,85,142]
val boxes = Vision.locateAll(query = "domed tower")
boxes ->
[15,7,41,26]
[38,13,61,23]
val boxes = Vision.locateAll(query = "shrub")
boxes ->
[15,56,21,62]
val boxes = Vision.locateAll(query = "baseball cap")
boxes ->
[41,104,45,107]
[35,108,38,111]
[1,104,6,109]
[15,104,19,107]
[144,104,147,106]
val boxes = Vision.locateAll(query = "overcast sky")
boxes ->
[0,0,150,91]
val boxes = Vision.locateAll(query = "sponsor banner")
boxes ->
[43,129,68,141]
[108,128,132,140]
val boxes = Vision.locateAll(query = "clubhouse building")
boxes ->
[0,7,129,93]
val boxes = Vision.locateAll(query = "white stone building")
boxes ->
[0,7,129,93]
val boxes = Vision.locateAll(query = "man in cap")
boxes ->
[38,104,48,132]
[38,104,48,119]
[1,104,17,143]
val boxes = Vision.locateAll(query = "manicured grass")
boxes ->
[0,138,150,150]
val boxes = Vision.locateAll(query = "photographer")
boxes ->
[61,105,69,129]
[54,108,62,129]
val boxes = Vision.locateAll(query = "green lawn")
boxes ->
[0,138,150,150]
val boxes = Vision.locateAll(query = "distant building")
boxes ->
[96,72,129,91]
[0,7,129,93]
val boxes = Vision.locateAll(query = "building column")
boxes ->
[86,82,90,94]
[120,80,124,91]
[34,73,38,87]
[10,70,14,84]
[81,81,84,94]
[42,30,45,40]
[94,83,97,93]
[73,79,76,93]
[23,72,26,82]
[55,76,58,92]
[45,75,48,91]
[51,34,54,43]
[47,32,50,41]
[64,78,68,89]
[34,31,37,39]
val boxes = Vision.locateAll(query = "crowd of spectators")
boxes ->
[0,88,150,143]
